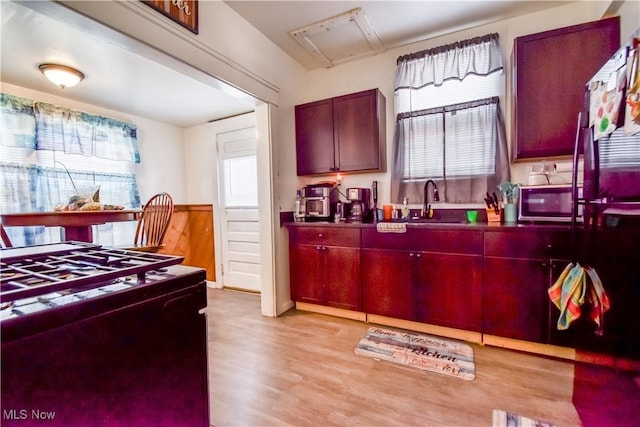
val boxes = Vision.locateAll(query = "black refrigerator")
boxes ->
[576,27,640,225]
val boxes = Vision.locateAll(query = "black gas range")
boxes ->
[1,242,209,426]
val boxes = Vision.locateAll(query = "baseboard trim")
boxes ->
[292,303,639,369]
[295,302,366,321]
[223,286,260,295]
[482,334,576,360]
[366,314,483,345]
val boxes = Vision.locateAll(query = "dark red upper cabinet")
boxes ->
[511,17,619,161]
[295,89,386,175]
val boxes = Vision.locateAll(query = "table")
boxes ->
[0,210,142,243]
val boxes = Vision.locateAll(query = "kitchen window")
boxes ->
[391,33,510,204]
[0,93,141,246]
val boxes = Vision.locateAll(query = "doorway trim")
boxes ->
[208,108,277,317]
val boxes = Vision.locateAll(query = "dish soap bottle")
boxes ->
[401,197,410,219]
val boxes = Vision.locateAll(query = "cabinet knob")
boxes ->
[416,253,421,258]
[318,233,323,238]
[409,253,414,257]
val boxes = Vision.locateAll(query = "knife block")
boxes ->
[486,208,502,223]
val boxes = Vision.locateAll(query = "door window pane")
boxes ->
[223,156,257,207]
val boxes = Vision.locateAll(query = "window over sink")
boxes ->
[391,33,510,204]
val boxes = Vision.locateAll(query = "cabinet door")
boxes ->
[512,17,619,160]
[333,89,384,172]
[295,99,336,175]
[548,259,614,353]
[483,256,549,343]
[326,246,361,311]
[362,249,415,320]
[289,244,324,304]
[416,252,482,331]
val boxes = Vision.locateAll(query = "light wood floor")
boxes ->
[207,289,583,427]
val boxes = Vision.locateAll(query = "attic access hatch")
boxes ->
[289,8,385,68]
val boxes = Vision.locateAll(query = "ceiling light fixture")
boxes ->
[38,63,85,89]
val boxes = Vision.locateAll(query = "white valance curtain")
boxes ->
[395,33,504,89]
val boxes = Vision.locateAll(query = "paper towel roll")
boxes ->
[553,162,572,173]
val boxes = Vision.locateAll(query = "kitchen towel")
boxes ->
[548,262,610,335]
[584,265,610,336]
[376,222,407,233]
[548,262,586,330]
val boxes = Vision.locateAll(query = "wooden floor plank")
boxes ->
[207,289,584,427]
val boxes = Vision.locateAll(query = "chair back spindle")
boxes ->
[0,224,13,248]
[132,192,173,252]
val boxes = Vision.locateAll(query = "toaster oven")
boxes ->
[303,184,338,221]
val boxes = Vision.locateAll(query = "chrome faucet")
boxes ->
[422,180,440,218]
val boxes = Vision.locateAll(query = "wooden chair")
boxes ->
[127,192,174,252]
[0,224,13,248]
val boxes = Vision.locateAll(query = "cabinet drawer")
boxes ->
[290,226,360,247]
[362,228,413,251]
[413,229,483,255]
[484,229,571,259]
[363,228,482,254]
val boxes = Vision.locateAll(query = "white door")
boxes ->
[217,125,261,292]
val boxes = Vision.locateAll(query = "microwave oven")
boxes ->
[518,184,582,223]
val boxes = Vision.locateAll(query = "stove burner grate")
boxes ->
[0,242,184,303]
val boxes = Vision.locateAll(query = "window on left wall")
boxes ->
[0,93,141,247]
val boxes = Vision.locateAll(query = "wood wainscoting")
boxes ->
[158,204,215,281]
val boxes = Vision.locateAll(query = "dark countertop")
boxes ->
[284,219,573,231]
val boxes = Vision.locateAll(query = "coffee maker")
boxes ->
[346,188,372,222]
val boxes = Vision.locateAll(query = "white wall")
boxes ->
[183,122,218,205]
[0,82,188,205]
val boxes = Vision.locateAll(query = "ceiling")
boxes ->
[0,1,255,128]
[224,1,571,70]
[1,1,570,128]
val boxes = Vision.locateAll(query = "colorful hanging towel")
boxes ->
[548,263,610,334]
[584,266,610,336]
[548,262,586,330]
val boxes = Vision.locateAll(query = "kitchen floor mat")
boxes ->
[492,410,555,427]
[354,326,475,380]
